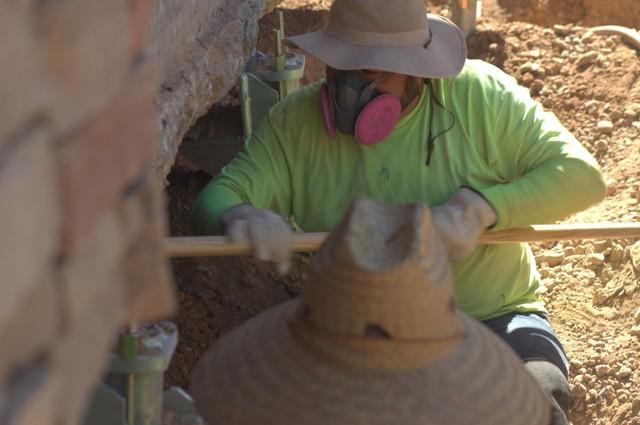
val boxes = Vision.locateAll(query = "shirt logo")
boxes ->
[378,166,390,181]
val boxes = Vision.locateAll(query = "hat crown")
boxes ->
[293,199,463,369]
[325,0,430,47]
[330,0,427,34]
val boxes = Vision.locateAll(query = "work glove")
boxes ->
[431,187,497,262]
[221,204,293,275]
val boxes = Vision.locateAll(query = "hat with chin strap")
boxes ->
[284,0,467,78]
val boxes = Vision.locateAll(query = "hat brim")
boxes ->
[284,15,467,79]
[191,300,550,425]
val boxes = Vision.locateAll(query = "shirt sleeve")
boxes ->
[473,65,607,230]
[189,111,293,235]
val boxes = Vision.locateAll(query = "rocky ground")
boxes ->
[166,1,640,423]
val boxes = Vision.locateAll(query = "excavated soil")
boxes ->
[166,1,640,423]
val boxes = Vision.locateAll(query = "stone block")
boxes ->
[55,212,130,425]
[10,375,57,425]
[35,0,132,137]
[115,173,176,322]
[0,273,60,385]
[50,287,123,425]
[130,0,154,57]
[0,0,50,145]
[0,127,59,326]
[58,208,128,329]
[57,61,159,255]
[121,180,176,323]
[0,355,56,425]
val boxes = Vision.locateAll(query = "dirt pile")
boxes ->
[497,0,640,29]
[166,1,640,424]
[470,9,640,425]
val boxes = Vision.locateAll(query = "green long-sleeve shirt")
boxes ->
[191,59,606,320]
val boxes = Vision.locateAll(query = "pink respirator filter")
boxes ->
[320,85,402,145]
[355,94,402,145]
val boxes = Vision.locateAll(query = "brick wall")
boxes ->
[0,1,175,424]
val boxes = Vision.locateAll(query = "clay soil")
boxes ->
[166,1,640,423]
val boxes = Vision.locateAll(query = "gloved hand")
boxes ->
[221,204,293,275]
[431,187,497,262]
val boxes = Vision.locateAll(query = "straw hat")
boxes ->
[190,199,550,425]
[284,0,467,79]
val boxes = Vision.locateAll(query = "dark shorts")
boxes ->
[482,312,569,377]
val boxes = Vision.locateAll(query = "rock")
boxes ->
[630,241,640,271]
[552,39,570,51]
[610,110,623,122]
[617,366,632,379]
[581,30,595,43]
[588,339,605,348]
[597,120,614,134]
[593,240,610,252]
[570,359,583,370]
[595,364,611,377]
[530,80,544,96]
[575,51,599,67]
[634,307,640,325]
[148,0,285,178]
[524,49,542,58]
[609,245,624,265]
[520,62,541,74]
[594,140,608,152]
[624,108,638,120]
[536,250,565,267]
[572,382,588,397]
[631,325,640,338]
[600,268,614,281]
[553,24,572,36]
[605,178,618,196]
[585,100,600,116]
[548,61,563,75]
[521,72,535,87]
[587,253,606,266]
[624,103,640,120]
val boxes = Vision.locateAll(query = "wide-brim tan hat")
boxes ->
[190,200,550,425]
[284,0,467,79]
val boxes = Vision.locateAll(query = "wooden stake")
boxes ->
[165,222,640,258]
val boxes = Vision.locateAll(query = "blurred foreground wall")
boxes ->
[0,0,279,423]
[0,1,175,424]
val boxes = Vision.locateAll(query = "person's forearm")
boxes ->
[190,179,247,235]
[478,158,606,230]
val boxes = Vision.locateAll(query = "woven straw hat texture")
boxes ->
[190,200,551,425]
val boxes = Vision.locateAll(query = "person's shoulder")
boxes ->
[448,59,518,92]
[269,81,323,120]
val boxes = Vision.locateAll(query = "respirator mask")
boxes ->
[320,68,403,145]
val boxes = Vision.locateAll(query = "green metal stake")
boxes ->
[120,326,139,425]
[278,9,285,40]
[273,28,286,98]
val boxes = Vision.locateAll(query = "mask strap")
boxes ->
[425,79,456,166]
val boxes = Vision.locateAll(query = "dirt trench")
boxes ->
[165,1,640,424]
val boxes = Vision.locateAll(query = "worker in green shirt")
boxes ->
[191,0,606,423]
